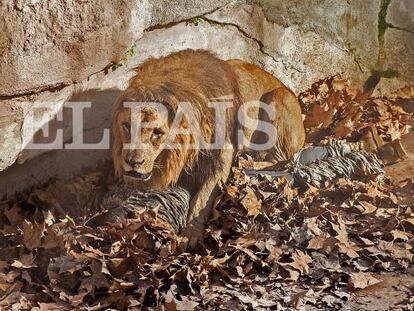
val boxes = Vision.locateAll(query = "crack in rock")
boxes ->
[1,2,236,101]
[201,16,305,74]
[0,83,69,101]
[387,23,414,34]
[377,0,392,66]
[343,44,365,73]
[144,2,235,33]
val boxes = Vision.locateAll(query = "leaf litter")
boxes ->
[0,75,413,310]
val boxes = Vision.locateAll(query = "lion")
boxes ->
[112,49,305,248]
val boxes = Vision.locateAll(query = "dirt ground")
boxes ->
[337,270,414,311]
[339,129,414,311]
[386,131,414,183]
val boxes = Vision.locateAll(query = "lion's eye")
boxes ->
[122,122,131,133]
[151,128,164,141]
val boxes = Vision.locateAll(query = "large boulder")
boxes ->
[0,0,229,97]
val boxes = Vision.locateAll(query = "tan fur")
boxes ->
[111,49,305,247]
[112,50,240,190]
[228,60,305,161]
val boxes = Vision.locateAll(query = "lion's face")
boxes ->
[112,50,240,189]
[113,106,170,185]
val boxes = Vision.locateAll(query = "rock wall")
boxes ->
[0,0,413,197]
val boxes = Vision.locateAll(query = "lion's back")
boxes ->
[129,49,240,100]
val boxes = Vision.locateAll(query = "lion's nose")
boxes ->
[126,157,145,167]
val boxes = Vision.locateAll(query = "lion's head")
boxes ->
[112,103,168,181]
[111,49,240,189]
[112,90,199,190]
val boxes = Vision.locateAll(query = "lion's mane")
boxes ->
[112,49,241,189]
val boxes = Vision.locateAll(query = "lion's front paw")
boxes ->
[181,224,205,251]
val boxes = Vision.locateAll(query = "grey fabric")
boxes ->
[294,146,329,165]
[99,186,190,233]
[293,140,352,166]
[292,151,384,188]
[325,139,353,158]
[245,140,384,188]
[245,169,291,179]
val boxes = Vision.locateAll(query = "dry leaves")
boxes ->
[299,75,413,143]
[0,76,413,310]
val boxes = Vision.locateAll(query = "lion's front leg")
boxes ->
[181,148,234,250]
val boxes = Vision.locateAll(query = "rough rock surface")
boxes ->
[387,0,414,32]
[206,4,365,93]
[0,0,413,196]
[384,29,414,84]
[0,0,147,97]
[250,0,381,70]
[0,0,232,97]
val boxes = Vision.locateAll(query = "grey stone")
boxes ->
[387,0,414,32]
[148,0,238,26]
[0,104,23,172]
[0,0,232,97]
[250,0,381,69]
[384,28,414,82]
[0,0,149,97]
[207,4,368,92]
